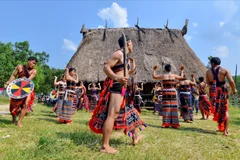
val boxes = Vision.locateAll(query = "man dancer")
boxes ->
[4,57,38,127]
[89,35,145,154]
[206,57,237,136]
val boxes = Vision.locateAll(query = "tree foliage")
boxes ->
[206,56,213,69]
[0,41,64,94]
[234,75,240,94]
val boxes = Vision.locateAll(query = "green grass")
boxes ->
[0,96,10,105]
[0,97,240,160]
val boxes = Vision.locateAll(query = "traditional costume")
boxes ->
[134,89,142,113]
[76,87,83,110]
[76,87,89,111]
[58,80,76,123]
[179,84,193,121]
[156,89,163,116]
[89,88,98,112]
[161,80,180,128]
[10,65,35,115]
[82,94,90,111]
[89,61,146,137]
[209,67,229,132]
[199,83,212,117]
[55,82,67,116]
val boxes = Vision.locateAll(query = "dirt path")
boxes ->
[0,104,9,111]
[0,104,9,115]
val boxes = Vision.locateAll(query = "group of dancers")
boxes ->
[151,58,237,136]
[52,72,103,124]
[3,35,237,154]
[152,75,212,122]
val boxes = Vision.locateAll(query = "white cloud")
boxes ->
[184,35,192,41]
[214,1,238,23]
[97,2,129,27]
[192,22,198,28]
[212,46,229,58]
[219,21,225,27]
[223,31,233,38]
[62,39,77,52]
[98,25,104,28]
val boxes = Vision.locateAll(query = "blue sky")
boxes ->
[0,0,239,75]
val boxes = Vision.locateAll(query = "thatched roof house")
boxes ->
[67,27,207,83]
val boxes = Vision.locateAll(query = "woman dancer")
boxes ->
[58,68,78,124]
[134,83,143,113]
[76,81,88,111]
[152,84,159,114]
[53,75,67,117]
[153,64,184,128]
[88,82,101,112]
[177,74,196,123]
[156,82,163,116]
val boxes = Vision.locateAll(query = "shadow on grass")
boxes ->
[56,130,125,149]
[37,118,59,124]
[57,131,100,148]
[71,117,91,126]
[41,114,58,118]
[147,124,217,135]
[41,110,53,114]
[176,126,217,135]
[146,124,162,129]
[0,118,12,125]
[37,109,58,118]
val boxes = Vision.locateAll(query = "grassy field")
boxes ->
[0,96,10,105]
[0,97,240,160]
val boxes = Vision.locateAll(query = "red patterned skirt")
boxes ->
[10,91,35,115]
[210,86,229,131]
[88,78,146,137]
[199,95,212,117]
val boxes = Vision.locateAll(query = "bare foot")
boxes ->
[133,135,143,145]
[17,121,23,128]
[185,120,191,123]
[200,117,205,120]
[224,130,230,136]
[100,146,118,154]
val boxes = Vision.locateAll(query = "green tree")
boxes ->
[206,56,213,69]
[0,42,15,86]
[234,75,240,94]
[0,41,64,94]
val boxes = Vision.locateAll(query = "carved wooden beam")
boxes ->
[135,17,146,41]
[164,19,178,42]
[103,20,107,41]
[80,24,87,38]
[181,19,189,36]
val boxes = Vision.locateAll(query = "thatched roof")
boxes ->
[67,27,207,82]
